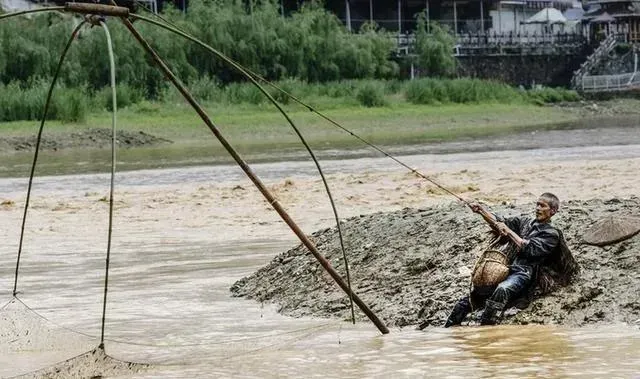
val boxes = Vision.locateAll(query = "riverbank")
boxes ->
[1,98,639,155]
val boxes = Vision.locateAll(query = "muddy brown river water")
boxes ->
[1,129,640,377]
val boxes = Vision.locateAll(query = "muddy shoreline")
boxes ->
[0,99,638,155]
[231,197,640,329]
[0,128,172,152]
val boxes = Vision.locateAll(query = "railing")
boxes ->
[393,31,587,56]
[571,33,618,89]
[455,31,586,56]
[579,52,640,92]
[580,72,640,92]
[393,33,415,55]
[457,31,585,46]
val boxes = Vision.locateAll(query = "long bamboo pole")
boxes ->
[98,19,118,348]
[12,20,85,296]
[121,18,389,335]
[126,10,357,325]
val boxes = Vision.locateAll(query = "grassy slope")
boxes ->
[0,101,584,151]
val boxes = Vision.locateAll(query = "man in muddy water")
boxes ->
[444,192,565,327]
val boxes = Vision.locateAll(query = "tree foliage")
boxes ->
[413,12,456,77]
[0,0,398,94]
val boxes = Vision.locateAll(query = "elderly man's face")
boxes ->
[535,198,555,222]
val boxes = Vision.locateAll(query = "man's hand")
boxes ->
[495,222,527,249]
[469,203,483,213]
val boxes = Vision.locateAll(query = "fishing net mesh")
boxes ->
[0,298,149,378]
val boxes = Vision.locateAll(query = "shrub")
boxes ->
[100,84,145,111]
[0,81,87,122]
[526,88,580,104]
[53,87,88,122]
[404,78,526,105]
[356,81,387,107]
[189,76,223,102]
[223,82,265,105]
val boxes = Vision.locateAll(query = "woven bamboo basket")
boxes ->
[471,249,510,287]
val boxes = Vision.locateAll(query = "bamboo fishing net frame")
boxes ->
[0,4,401,375]
[0,3,526,374]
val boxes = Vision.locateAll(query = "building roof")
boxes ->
[591,11,617,22]
[583,5,640,19]
[524,7,569,23]
[564,7,585,20]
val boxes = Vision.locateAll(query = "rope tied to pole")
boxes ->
[120,16,387,333]
[128,8,359,325]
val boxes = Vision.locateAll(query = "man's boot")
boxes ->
[480,299,505,326]
[444,297,471,328]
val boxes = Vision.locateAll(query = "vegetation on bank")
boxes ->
[0,78,581,122]
[0,1,398,93]
[0,0,583,123]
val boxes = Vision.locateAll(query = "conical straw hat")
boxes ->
[582,215,640,246]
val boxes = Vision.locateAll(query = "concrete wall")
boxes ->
[490,8,538,34]
[456,53,588,87]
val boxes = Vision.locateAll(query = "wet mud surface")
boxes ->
[231,197,640,329]
[0,128,171,152]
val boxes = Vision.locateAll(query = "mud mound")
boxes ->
[0,299,150,378]
[16,347,149,379]
[231,197,640,328]
[0,128,172,152]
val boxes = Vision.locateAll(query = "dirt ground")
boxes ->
[0,128,171,152]
[231,197,640,328]
[226,152,640,329]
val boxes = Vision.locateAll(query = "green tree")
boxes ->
[413,12,456,77]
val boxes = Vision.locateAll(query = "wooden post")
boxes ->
[369,0,373,23]
[498,1,502,34]
[513,4,517,34]
[345,0,352,32]
[426,0,429,32]
[453,0,457,35]
[522,5,527,35]
[397,0,402,33]
[480,0,484,33]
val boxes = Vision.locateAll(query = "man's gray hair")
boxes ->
[540,192,560,212]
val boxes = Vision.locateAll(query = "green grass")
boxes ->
[0,100,584,151]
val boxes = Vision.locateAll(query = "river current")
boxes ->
[0,127,639,378]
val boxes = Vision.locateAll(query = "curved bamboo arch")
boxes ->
[1,4,388,334]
